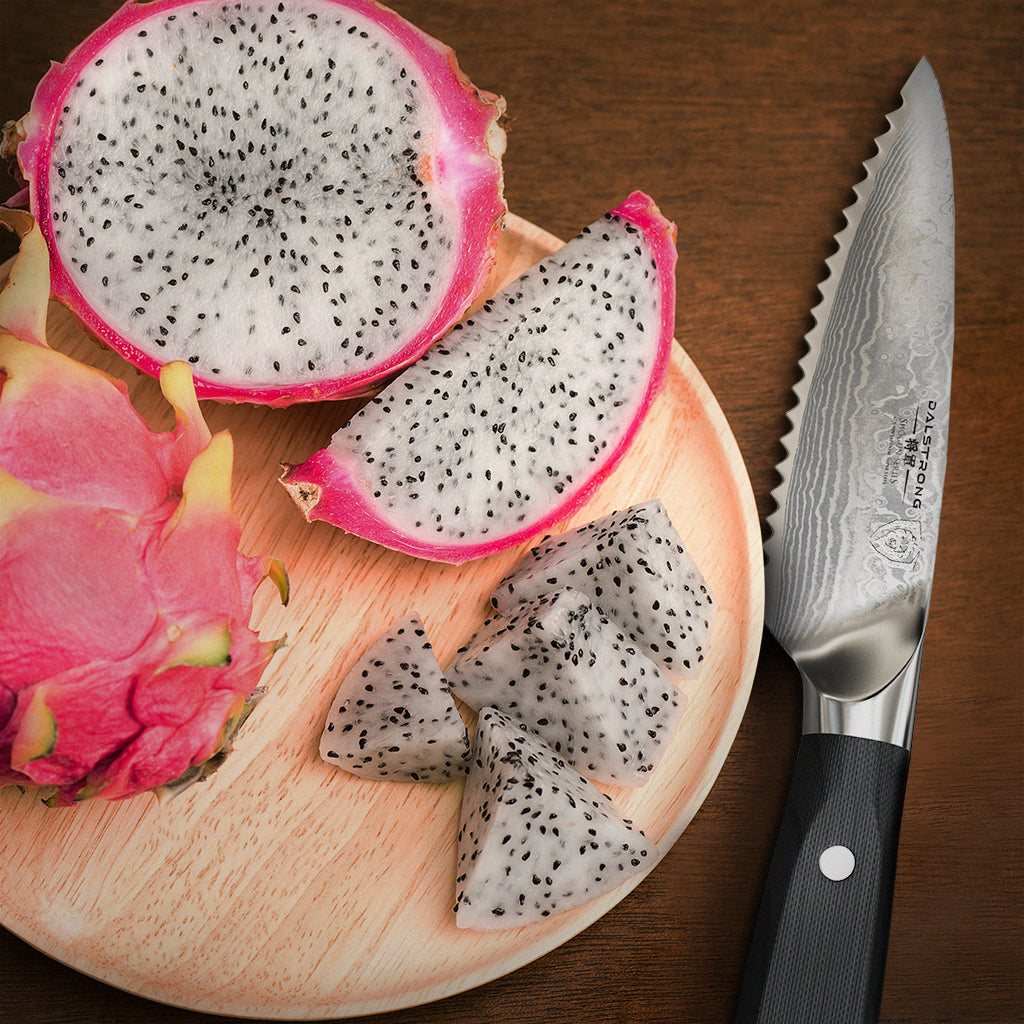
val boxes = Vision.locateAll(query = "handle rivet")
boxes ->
[818,844,856,881]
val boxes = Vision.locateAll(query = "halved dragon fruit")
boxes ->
[3,0,507,405]
[0,209,288,805]
[454,706,659,930]
[447,588,683,786]
[319,612,470,782]
[491,499,715,679]
[282,191,677,563]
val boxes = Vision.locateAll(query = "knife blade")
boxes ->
[735,57,954,1024]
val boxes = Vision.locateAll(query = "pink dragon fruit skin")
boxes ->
[282,192,678,565]
[0,209,288,805]
[4,0,507,407]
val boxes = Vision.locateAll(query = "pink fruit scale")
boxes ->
[0,209,288,805]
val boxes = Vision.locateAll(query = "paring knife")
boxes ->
[735,58,954,1024]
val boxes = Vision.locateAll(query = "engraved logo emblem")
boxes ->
[870,519,921,566]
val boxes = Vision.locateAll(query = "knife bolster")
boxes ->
[800,634,925,750]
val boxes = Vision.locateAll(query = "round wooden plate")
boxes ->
[0,213,764,1019]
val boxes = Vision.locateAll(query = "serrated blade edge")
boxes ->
[763,58,954,683]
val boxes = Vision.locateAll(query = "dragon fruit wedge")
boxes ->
[319,612,470,782]
[454,706,659,930]
[0,209,288,806]
[281,191,677,563]
[491,499,715,679]
[2,0,507,406]
[447,588,684,786]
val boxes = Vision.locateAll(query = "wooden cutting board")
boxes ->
[0,213,764,1019]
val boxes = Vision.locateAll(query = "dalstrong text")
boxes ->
[907,400,938,510]
[883,399,938,509]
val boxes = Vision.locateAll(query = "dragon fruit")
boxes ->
[0,208,288,805]
[447,588,683,786]
[2,0,506,406]
[281,191,677,563]
[454,706,659,930]
[319,612,470,782]
[491,499,715,679]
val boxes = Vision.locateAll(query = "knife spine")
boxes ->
[763,60,932,583]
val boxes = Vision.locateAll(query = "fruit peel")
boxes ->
[0,208,287,805]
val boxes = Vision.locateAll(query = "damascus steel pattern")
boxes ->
[764,58,954,699]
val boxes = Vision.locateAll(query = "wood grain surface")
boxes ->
[1,212,764,1017]
[1,1,1022,1023]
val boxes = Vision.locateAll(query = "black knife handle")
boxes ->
[735,732,910,1024]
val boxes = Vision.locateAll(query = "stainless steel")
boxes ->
[764,57,954,750]
[802,636,925,747]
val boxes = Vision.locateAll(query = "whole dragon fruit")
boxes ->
[2,0,507,406]
[282,192,677,563]
[0,209,288,805]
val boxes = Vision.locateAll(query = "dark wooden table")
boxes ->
[2,1,1021,1022]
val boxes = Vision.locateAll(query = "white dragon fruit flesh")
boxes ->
[454,706,659,931]
[447,588,683,786]
[281,191,677,563]
[319,612,469,782]
[0,209,288,805]
[491,499,715,679]
[3,0,507,406]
